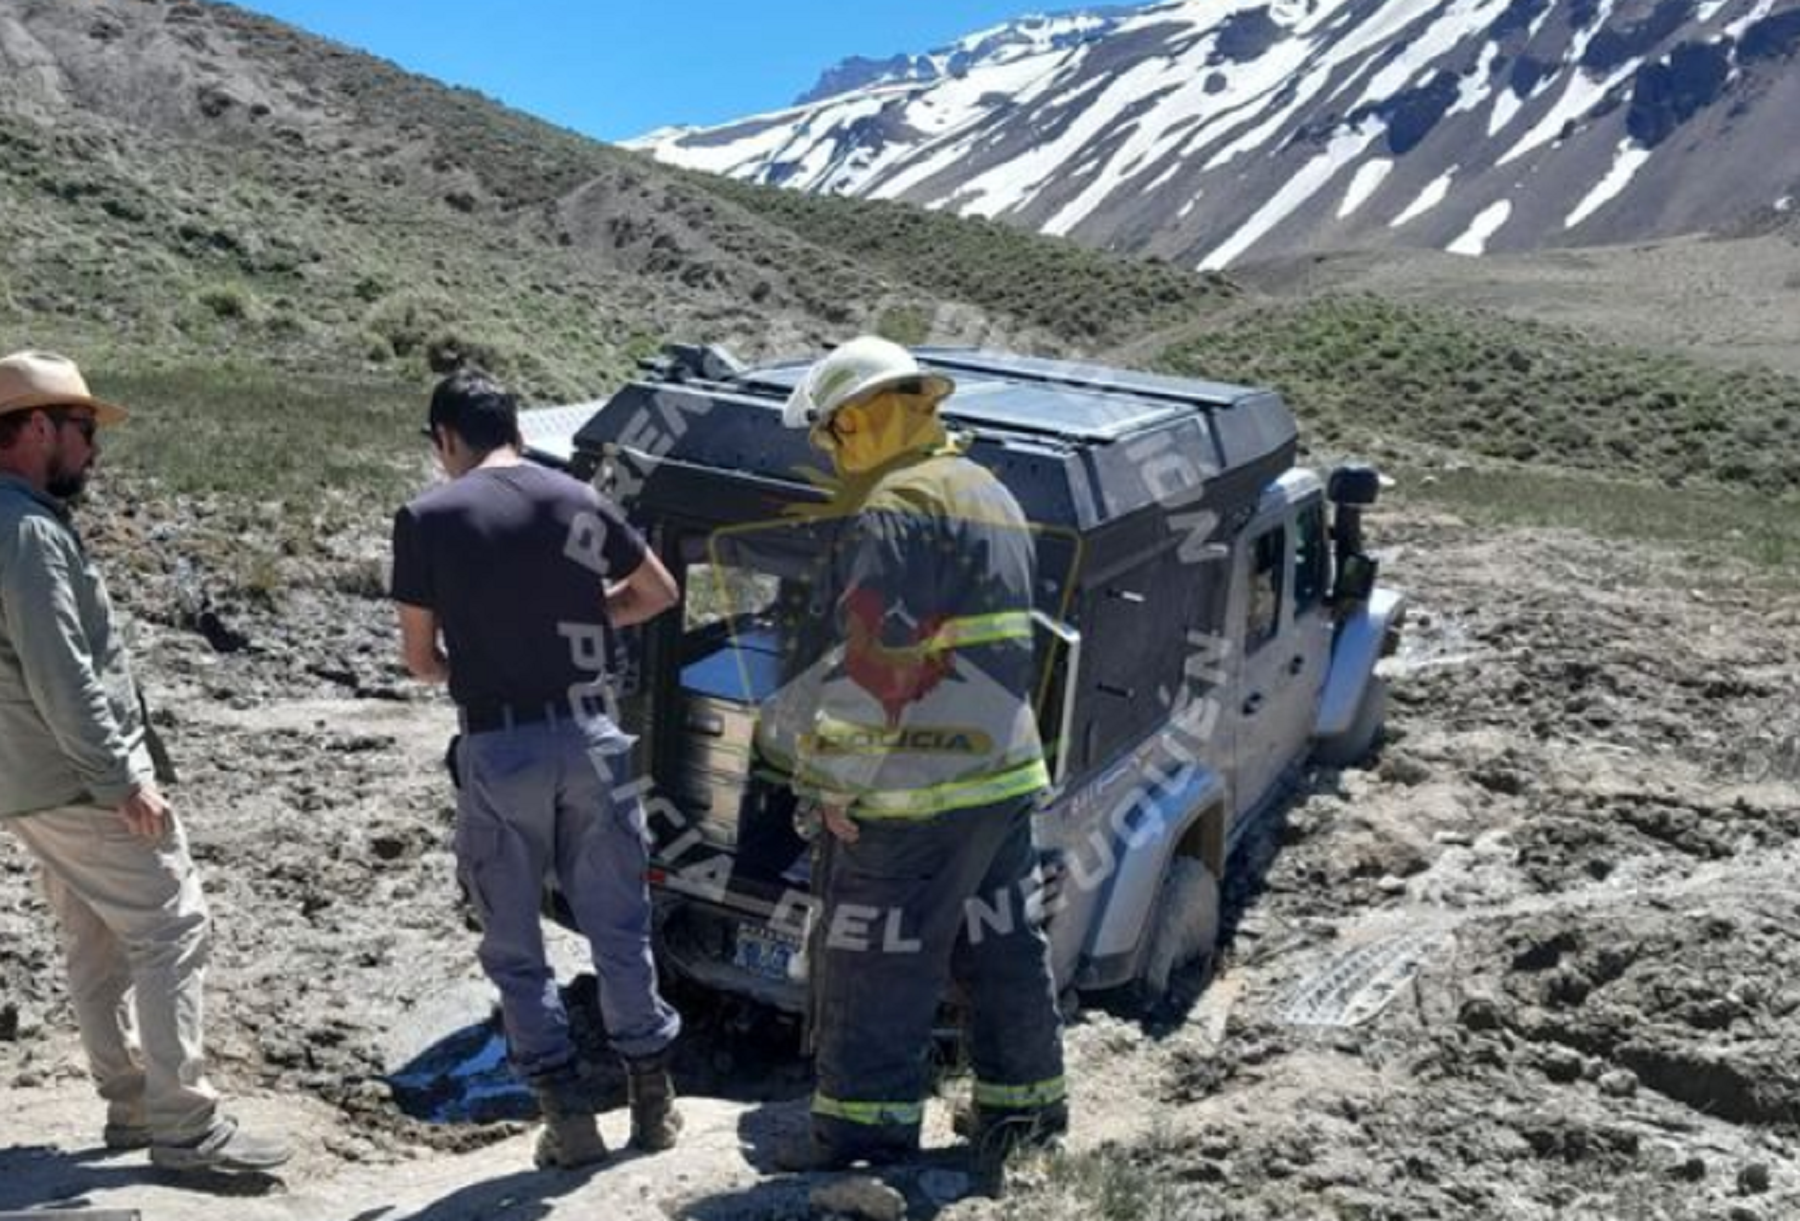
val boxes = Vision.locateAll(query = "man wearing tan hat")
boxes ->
[0,350,290,1174]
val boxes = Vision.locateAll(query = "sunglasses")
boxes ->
[48,409,97,444]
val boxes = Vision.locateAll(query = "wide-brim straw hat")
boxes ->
[0,351,128,425]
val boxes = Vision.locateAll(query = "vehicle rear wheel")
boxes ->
[1314,676,1388,768]
[1134,855,1221,1009]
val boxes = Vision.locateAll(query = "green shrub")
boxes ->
[424,329,505,375]
[875,303,932,347]
[196,283,254,320]
[361,331,395,364]
[363,291,455,359]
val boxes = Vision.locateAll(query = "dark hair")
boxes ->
[0,409,42,451]
[428,369,521,454]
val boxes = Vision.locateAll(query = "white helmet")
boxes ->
[781,336,955,430]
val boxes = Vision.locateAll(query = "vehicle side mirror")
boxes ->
[1328,463,1382,607]
[1327,464,1382,507]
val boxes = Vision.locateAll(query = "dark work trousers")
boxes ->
[810,795,1065,1162]
[455,717,681,1082]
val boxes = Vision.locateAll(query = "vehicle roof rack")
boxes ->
[557,344,1298,533]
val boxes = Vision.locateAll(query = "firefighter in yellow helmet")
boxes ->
[762,337,1067,1175]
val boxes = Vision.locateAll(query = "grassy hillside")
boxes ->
[0,0,1234,406]
[690,172,1234,345]
[0,107,679,399]
[1158,296,1800,496]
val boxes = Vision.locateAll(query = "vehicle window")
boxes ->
[1294,500,1327,615]
[683,561,781,634]
[676,525,841,701]
[1247,526,1285,653]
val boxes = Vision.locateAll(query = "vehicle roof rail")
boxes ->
[641,343,747,385]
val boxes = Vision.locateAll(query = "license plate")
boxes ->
[732,922,800,983]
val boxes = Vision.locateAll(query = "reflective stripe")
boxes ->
[764,739,1049,818]
[926,611,1035,652]
[767,741,1050,820]
[851,757,1051,820]
[812,1093,925,1128]
[857,611,1035,662]
[973,1076,1068,1109]
[850,757,1049,818]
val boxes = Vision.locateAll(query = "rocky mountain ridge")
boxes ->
[634,0,1800,268]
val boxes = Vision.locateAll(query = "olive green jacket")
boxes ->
[0,474,151,817]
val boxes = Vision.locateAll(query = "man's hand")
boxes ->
[119,784,171,841]
[821,802,860,844]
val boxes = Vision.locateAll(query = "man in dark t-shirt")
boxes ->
[391,370,683,1169]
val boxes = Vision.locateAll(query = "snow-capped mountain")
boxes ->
[794,10,1133,104]
[630,0,1800,268]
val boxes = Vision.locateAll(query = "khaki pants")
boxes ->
[6,804,218,1142]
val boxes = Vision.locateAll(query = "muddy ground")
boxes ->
[1,479,1797,1220]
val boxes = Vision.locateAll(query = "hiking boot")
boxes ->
[774,1129,913,1174]
[149,1116,293,1174]
[530,1076,608,1171]
[103,1121,153,1151]
[773,1131,843,1173]
[625,1050,683,1152]
[103,1100,151,1151]
[971,1102,1069,1198]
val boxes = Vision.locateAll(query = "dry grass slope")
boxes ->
[1158,295,1800,496]
[690,172,1236,346]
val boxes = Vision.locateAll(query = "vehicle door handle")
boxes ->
[1242,694,1264,716]
[1287,656,1306,677]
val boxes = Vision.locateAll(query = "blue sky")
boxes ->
[233,1,1101,142]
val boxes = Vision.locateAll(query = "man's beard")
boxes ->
[46,458,89,502]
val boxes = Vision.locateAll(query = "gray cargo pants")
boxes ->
[811,795,1066,1162]
[455,717,680,1081]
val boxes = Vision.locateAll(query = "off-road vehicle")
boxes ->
[521,344,1404,1013]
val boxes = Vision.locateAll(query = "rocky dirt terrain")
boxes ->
[1,477,1795,1220]
[3,3,1797,1219]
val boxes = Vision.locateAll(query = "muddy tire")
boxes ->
[1131,856,1222,1011]
[1314,676,1388,768]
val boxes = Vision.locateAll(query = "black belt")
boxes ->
[458,700,565,734]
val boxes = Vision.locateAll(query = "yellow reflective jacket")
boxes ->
[757,444,1049,818]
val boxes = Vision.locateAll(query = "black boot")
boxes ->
[624,1050,683,1152]
[530,1073,608,1170]
[972,1100,1069,1197]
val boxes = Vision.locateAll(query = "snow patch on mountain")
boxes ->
[1392,169,1457,228]
[795,10,1126,106]
[1449,199,1514,255]
[1566,141,1654,229]
[1487,86,1527,136]
[633,0,1800,265]
[1339,158,1393,219]
[1202,128,1380,268]
[1724,0,1781,38]
[1497,63,1635,167]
